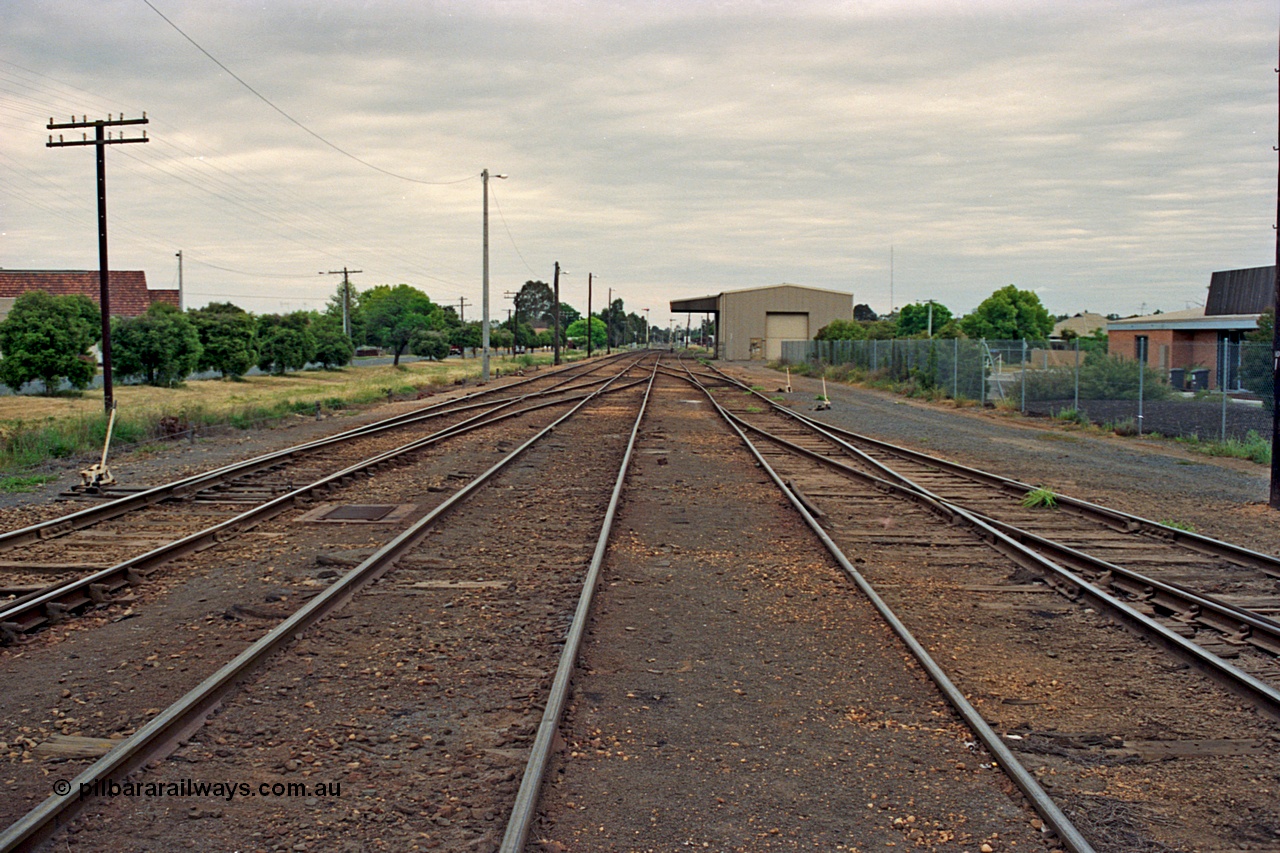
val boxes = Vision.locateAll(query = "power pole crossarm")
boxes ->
[47,113,149,415]
[322,268,362,338]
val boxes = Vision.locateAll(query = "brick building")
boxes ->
[0,270,179,322]
[1107,266,1271,390]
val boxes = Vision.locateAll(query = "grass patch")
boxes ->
[1174,431,1271,465]
[0,355,542,472]
[1051,407,1089,425]
[1158,519,1196,532]
[0,473,58,493]
[745,405,764,413]
[1021,486,1058,509]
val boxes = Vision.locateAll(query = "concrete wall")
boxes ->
[719,285,852,361]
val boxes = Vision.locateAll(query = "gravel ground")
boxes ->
[725,364,1279,556]
[1024,397,1271,442]
[538,374,1054,851]
[3,358,1279,852]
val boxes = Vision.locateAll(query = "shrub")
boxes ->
[1022,487,1058,508]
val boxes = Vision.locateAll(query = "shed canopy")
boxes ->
[670,294,719,313]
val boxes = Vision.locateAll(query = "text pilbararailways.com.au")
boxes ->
[62,778,342,801]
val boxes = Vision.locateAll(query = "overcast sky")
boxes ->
[2,0,1277,326]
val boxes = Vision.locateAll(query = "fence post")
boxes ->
[1137,337,1145,435]
[1221,337,1228,442]
[1073,338,1080,413]
[953,337,959,399]
[1020,339,1027,413]
[980,339,987,407]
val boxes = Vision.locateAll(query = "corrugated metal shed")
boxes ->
[671,283,852,360]
[1206,266,1273,316]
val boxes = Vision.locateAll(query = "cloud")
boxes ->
[1,0,1275,320]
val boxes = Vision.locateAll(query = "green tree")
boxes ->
[0,290,101,393]
[451,322,481,356]
[558,302,581,330]
[896,301,953,337]
[566,316,607,349]
[598,298,626,348]
[410,329,450,361]
[959,285,1053,340]
[190,302,257,379]
[362,284,447,365]
[112,302,203,387]
[514,281,555,328]
[814,319,867,341]
[256,312,317,375]
[311,314,354,369]
[324,281,366,344]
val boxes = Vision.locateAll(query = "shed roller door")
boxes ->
[765,313,808,361]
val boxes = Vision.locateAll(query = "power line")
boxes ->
[140,0,474,187]
[488,181,536,276]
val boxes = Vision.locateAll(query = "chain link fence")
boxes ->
[781,337,1273,442]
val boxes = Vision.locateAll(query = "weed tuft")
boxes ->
[1022,486,1058,509]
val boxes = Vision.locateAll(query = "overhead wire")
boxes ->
[488,181,539,277]
[141,0,475,187]
[0,57,477,299]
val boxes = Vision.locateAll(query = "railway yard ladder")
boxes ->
[981,340,1004,401]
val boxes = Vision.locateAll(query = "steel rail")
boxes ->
[0,356,649,853]
[698,361,1280,578]
[670,359,1097,853]
[499,360,659,853]
[726,407,1280,662]
[699,383,1280,721]
[0,355,629,553]
[0,373,650,641]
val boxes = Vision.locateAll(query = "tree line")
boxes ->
[0,279,656,394]
[815,285,1079,344]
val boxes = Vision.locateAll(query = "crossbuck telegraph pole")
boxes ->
[47,113,149,414]
[322,268,362,337]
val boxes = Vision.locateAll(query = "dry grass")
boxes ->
[0,361,465,423]
[0,354,548,470]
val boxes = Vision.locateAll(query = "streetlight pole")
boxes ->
[482,169,506,382]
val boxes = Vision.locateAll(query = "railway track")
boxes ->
[660,358,1280,851]
[3,353,1276,851]
[0,355,642,642]
[680,361,1280,708]
[0,355,659,852]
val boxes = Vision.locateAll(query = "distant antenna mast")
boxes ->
[889,246,894,315]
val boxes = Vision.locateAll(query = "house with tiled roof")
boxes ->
[0,270,179,322]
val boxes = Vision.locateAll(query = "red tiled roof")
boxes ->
[0,270,178,317]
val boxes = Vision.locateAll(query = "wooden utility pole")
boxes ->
[47,113,149,414]
[552,262,563,365]
[586,273,593,358]
[323,267,362,338]
[458,296,470,323]
[606,287,613,354]
[504,291,520,356]
[1271,28,1280,508]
